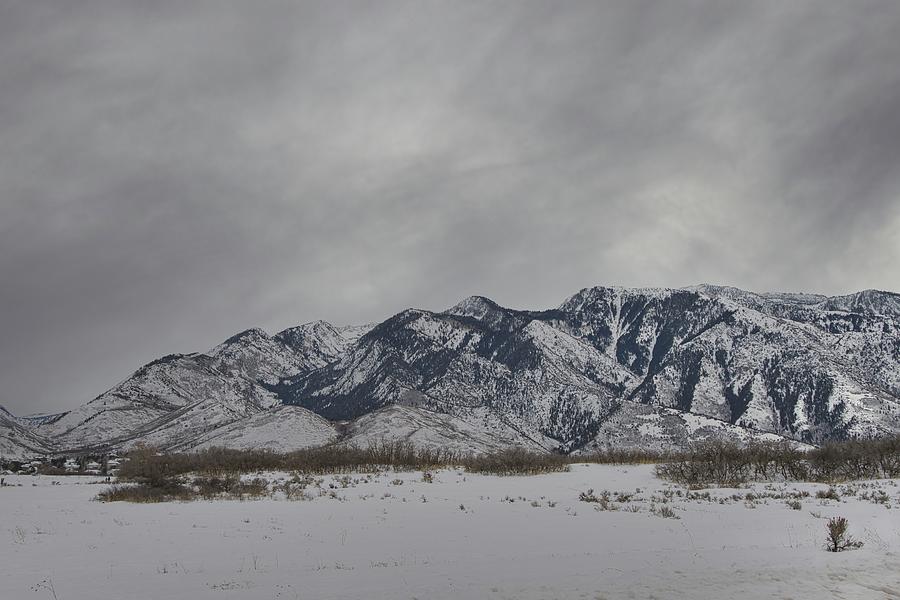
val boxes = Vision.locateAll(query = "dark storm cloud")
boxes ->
[1,0,899,415]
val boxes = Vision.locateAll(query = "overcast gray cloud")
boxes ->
[2,0,899,415]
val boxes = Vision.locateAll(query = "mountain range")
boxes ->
[2,284,898,460]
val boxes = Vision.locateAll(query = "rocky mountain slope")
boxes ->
[3,285,898,459]
[0,405,54,461]
[27,322,372,455]
[280,286,900,449]
[173,405,339,453]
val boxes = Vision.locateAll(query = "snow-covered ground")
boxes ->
[2,465,898,599]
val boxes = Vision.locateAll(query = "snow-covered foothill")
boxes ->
[175,405,338,452]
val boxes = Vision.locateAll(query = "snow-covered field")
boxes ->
[2,464,899,599]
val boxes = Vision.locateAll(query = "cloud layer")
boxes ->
[2,1,899,414]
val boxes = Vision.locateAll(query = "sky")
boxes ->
[1,0,899,416]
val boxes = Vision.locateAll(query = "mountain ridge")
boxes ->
[2,285,898,459]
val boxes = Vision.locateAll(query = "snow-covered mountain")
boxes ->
[280,286,900,449]
[16,411,68,428]
[0,405,54,461]
[28,322,373,455]
[4,285,898,459]
[340,405,559,454]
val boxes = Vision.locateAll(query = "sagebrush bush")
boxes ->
[815,488,840,501]
[652,505,678,519]
[578,488,601,503]
[825,517,863,552]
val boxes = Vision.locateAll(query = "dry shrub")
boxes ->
[285,442,457,474]
[99,475,270,503]
[460,448,569,476]
[825,517,863,552]
[579,448,673,464]
[815,487,840,501]
[97,482,192,503]
[655,440,752,487]
[652,505,678,519]
[578,488,601,503]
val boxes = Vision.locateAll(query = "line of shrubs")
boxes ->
[98,435,900,502]
[655,437,900,486]
[578,448,674,465]
[115,443,573,484]
[100,443,575,502]
[98,475,271,503]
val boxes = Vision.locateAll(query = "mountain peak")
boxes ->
[219,328,270,346]
[822,289,900,316]
[559,285,683,313]
[686,283,752,297]
[276,320,338,339]
[445,295,502,319]
[273,320,349,370]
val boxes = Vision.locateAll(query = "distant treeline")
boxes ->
[117,443,571,483]
[113,436,900,485]
[655,437,900,486]
[9,435,899,493]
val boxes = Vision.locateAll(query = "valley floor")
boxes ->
[2,465,899,599]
